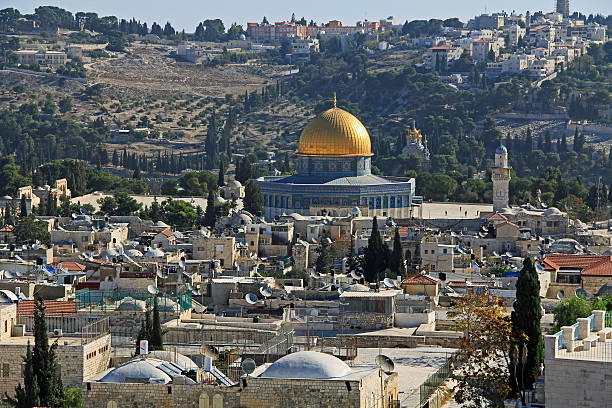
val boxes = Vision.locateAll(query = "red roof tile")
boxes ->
[488,213,508,222]
[54,261,86,272]
[401,274,438,285]
[539,255,612,277]
[158,229,174,237]
[17,300,76,317]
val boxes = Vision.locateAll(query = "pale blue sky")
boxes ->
[4,0,611,31]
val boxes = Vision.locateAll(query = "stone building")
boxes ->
[0,303,111,397]
[257,98,419,220]
[539,254,612,299]
[339,291,399,330]
[491,144,511,213]
[83,350,399,408]
[191,235,236,269]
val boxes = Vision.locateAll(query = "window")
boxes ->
[82,236,88,242]
[4,320,6,333]
[107,401,118,408]
[197,247,204,252]
[424,250,428,254]
[442,248,448,254]
[2,363,9,377]
[199,394,210,408]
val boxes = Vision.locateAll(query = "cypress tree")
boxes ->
[390,227,406,278]
[510,257,543,391]
[205,110,218,167]
[6,341,40,408]
[314,236,332,274]
[346,236,358,274]
[19,195,27,218]
[525,127,532,153]
[363,217,387,283]
[32,298,63,406]
[150,295,164,351]
[243,180,263,216]
[561,133,568,153]
[203,189,216,228]
[218,160,225,187]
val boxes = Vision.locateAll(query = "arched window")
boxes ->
[107,401,118,408]
[199,393,210,408]
[212,394,223,408]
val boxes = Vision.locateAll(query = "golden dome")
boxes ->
[297,107,373,157]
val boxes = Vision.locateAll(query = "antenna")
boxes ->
[241,358,256,375]
[147,285,159,295]
[375,354,395,373]
[245,293,258,304]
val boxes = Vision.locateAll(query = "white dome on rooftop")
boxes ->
[227,179,242,188]
[100,358,172,384]
[259,351,352,379]
[145,247,165,257]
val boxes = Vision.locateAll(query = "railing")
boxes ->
[76,289,191,314]
[81,316,110,345]
[554,330,564,350]
[571,323,580,340]
[588,315,595,332]
[606,312,612,328]
[419,353,453,407]
[255,323,294,355]
[17,315,98,334]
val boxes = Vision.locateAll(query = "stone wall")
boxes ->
[0,334,111,398]
[545,357,612,408]
[83,371,398,408]
[0,304,16,342]
[342,312,393,330]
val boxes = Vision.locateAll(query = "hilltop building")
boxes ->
[402,121,430,162]
[491,144,511,212]
[256,97,419,220]
[556,0,570,18]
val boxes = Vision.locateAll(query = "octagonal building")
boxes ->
[256,101,419,220]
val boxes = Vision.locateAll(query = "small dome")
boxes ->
[100,358,172,384]
[145,247,165,257]
[496,145,508,154]
[227,179,242,188]
[260,351,352,379]
[298,107,372,157]
[117,298,146,312]
[543,207,562,216]
[351,206,362,216]
[126,249,143,258]
[2,195,12,200]
[345,283,369,292]
[154,221,169,228]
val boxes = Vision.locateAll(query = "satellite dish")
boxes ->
[338,286,344,295]
[259,286,272,297]
[178,259,185,269]
[79,207,88,215]
[156,271,164,279]
[375,354,395,373]
[186,283,193,292]
[557,291,564,300]
[310,270,321,279]
[147,285,159,295]
[576,288,591,299]
[383,277,398,289]
[241,358,256,375]
[350,271,362,280]
[245,293,258,304]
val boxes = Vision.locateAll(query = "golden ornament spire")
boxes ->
[333,92,337,108]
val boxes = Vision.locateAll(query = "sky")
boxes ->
[4,0,611,31]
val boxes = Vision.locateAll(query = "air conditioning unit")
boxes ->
[53,328,63,337]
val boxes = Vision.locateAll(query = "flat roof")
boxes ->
[1,335,84,346]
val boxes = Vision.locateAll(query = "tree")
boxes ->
[346,236,358,274]
[217,160,225,187]
[236,156,252,184]
[315,235,333,274]
[58,96,72,114]
[14,217,51,246]
[205,110,218,167]
[203,189,216,228]
[5,341,39,408]
[363,217,387,283]
[19,195,27,218]
[552,295,593,332]
[150,295,164,351]
[32,298,63,406]
[450,293,512,408]
[161,179,178,195]
[389,227,406,277]
[510,257,543,391]
[243,180,263,216]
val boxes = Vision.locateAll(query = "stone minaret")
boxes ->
[492,144,511,212]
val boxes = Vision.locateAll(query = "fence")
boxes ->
[419,353,453,407]
[81,316,110,345]
[17,315,99,334]
[76,289,191,314]
[606,313,612,328]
